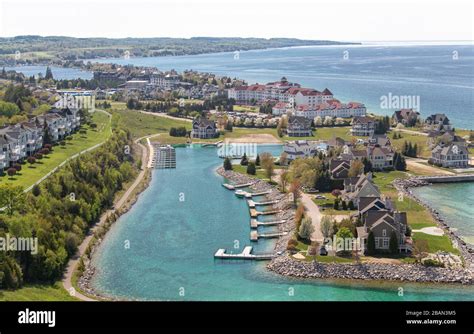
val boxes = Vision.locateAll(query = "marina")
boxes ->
[153,144,176,169]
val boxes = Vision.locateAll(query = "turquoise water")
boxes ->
[412,183,474,246]
[91,145,474,301]
[7,44,474,128]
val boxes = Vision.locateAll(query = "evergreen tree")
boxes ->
[223,157,232,171]
[255,154,260,166]
[389,231,399,254]
[240,153,248,166]
[246,162,256,175]
[45,66,54,80]
[367,231,376,255]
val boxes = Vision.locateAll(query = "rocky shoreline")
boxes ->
[267,256,473,284]
[393,177,474,266]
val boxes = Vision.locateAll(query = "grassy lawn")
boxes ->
[391,131,431,158]
[1,111,111,190]
[231,164,283,181]
[371,170,409,193]
[313,192,356,215]
[315,255,354,263]
[0,283,77,301]
[233,105,260,113]
[413,232,460,255]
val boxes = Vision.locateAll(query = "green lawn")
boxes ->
[413,232,460,255]
[313,192,356,215]
[233,105,260,113]
[315,255,354,263]
[1,111,111,190]
[391,131,431,158]
[0,283,77,301]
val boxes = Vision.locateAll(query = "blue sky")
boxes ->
[0,0,472,41]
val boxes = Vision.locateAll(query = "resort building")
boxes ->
[392,109,419,127]
[286,116,312,137]
[191,117,218,139]
[150,72,180,90]
[351,116,377,136]
[294,100,366,119]
[429,143,469,168]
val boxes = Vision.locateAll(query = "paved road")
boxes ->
[62,135,151,301]
[300,193,324,243]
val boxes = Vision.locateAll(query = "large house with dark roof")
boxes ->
[329,159,351,179]
[342,173,381,206]
[287,116,312,137]
[357,210,410,253]
[424,113,452,133]
[392,109,419,127]
[191,117,218,139]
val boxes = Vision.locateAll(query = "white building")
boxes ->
[283,140,327,161]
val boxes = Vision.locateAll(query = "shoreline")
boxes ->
[70,140,154,301]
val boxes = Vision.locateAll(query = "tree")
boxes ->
[335,227,353,255]
[367,231,376,255]
[27,156,36,167]
[223,157,232,171]
[255,154,260,166]
[413,239,429,263]
[246,162,256,175]
[348,160,364,177]
[320,216,334,238]
[279,152,288,166]
[45,66,54,80]
[0,184,25,216]
[341,200,348,210]
[348,200,355,210]
[7,167,17,179]
[288,179,301,206]
[333,197,340,210]
[362,157,373,173]
[279,170,289,192]
[298,217,314,241]
[294,203,305,231]
[32,184,41,197]
[260,152,274,181]
[240,153,248,166]
[389,231,399,254]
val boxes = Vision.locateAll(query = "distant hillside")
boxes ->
[0,35,359,64]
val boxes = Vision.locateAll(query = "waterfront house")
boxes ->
[0,135,10,169]
[287,116,312,137]
[429,143,469,168]
[351,116,376,136]
[357,210,410,253]
[367,145,394,170]
[283,140,326,162]
[427,130,466,148]
[424,113,452,133]
[392,109,419,127]
[191,117,218,139]
[357,196,388,216]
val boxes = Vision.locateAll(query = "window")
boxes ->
[382,229,387,237]
[383,238,389,248]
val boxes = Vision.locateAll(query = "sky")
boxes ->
[0,0,472,41]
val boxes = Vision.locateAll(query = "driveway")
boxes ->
[300,193,324,243]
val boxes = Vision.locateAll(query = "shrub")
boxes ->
[13,163,21,171]
[422,259,444,267]
[7,167,16,177]
[246,162,256,175]
[223,157,232,171]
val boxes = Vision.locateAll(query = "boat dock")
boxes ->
[235,190,272,198]
[250,219,286,229]
[222,182,255,190]
[154,145,176,169]
[214,246,274,260]
[202,140,223,147]
[249,209,281,218]
[250,231,288,241]
[247,199,278,208]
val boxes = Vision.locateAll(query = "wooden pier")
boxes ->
[250,231,288,241]
[222,182,255,190]
[250,219,286,229]
[214,246,274,260]
[250,209,281,217]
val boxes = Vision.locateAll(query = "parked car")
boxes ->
[319,246,328,256]
[315,195,327,199]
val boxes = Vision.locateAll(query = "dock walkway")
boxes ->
[214,246,274,260]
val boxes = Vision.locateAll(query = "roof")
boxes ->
[358,197,386,213]
[425,113,450,125]
[352,116,375,124]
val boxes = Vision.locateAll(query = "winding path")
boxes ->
[62,134,152,301]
